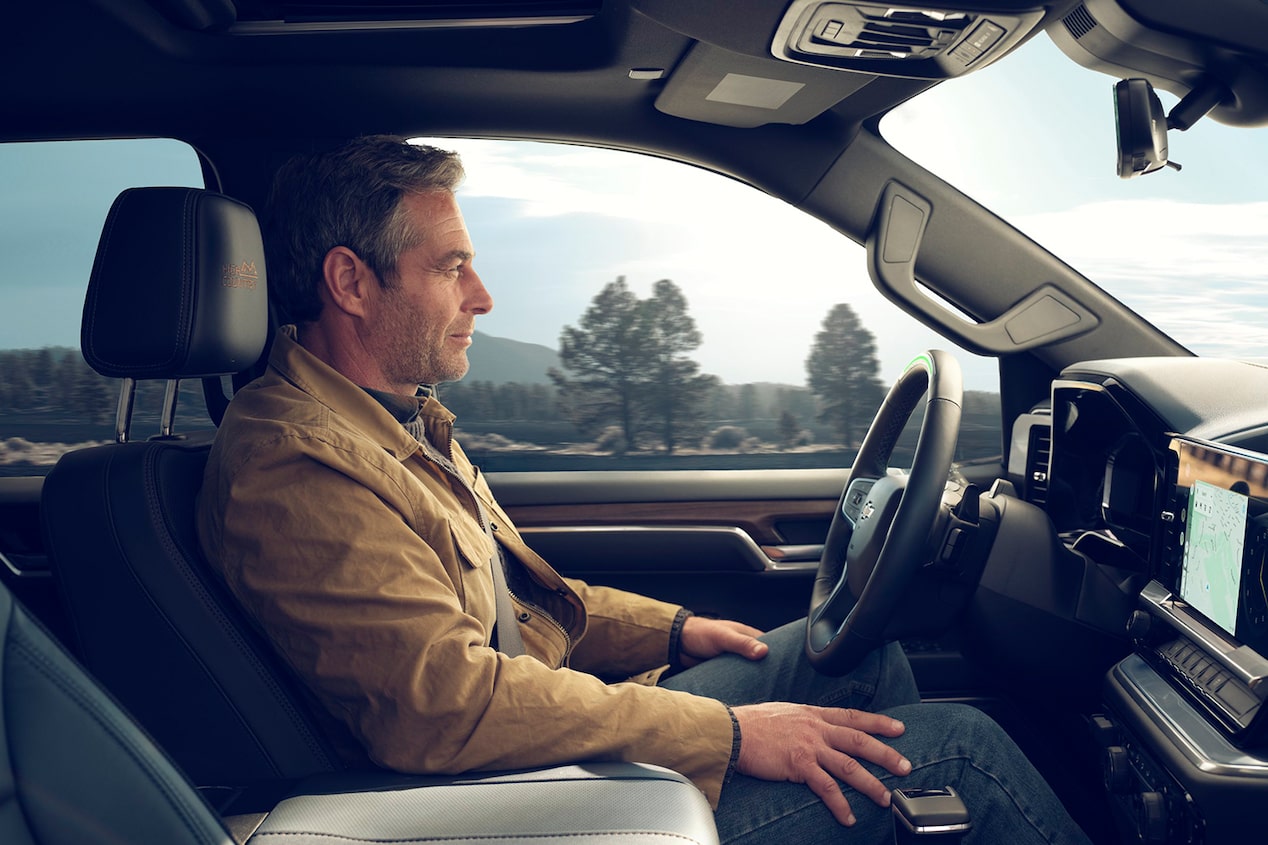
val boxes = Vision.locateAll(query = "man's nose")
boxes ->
[465,269,493,314]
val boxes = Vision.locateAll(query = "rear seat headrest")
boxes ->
[82,187,268,380]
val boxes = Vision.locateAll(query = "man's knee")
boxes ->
[923,702,1024,765]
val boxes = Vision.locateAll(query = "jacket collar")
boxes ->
[269,325,457,463]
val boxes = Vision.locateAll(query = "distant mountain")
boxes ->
[465,331,560,385]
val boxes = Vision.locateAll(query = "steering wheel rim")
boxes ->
[805,350,962,675]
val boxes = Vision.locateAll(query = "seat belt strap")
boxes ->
[476,502,526,658]
[487,539,526,658]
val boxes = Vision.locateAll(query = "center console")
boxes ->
[1098,436,1268,843]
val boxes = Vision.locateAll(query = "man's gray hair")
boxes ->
[265,135,465,324]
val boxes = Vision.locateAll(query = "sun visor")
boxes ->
[655,41,873,128]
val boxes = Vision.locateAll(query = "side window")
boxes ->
[430,138,1001,472]
[0,139,204,478]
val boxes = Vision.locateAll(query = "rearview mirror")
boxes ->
[1114,78,1175,178]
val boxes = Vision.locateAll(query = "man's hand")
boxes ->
[733,703,910,827]
[679,616,768,667]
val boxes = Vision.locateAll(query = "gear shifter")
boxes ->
[891,786,971,844]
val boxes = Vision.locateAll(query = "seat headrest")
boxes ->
[82,187,269,380]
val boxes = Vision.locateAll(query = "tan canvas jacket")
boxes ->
[196,327,735,805]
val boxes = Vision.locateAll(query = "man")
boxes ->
[197,135,1090,844]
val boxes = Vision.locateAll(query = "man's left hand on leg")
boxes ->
[679,616,769,667]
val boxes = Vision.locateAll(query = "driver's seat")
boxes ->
[41,186,363,789]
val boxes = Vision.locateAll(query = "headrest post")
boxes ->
[115,377,137,444]
[160,379,180,438]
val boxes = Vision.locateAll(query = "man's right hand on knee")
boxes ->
[733,702,911,827]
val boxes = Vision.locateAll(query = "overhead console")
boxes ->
[771,1,1045,78]
[637,0,1048,127]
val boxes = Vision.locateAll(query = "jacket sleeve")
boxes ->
[469,458,688,681]
[198,431,736,806]
[563,578,685,679]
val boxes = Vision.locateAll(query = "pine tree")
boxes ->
[550,277,648,449]
[805,303,886,446]
[640,280,717,454]
[551,277,718,453]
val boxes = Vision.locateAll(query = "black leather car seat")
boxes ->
[40,187,352,788]
[0,579,237,844]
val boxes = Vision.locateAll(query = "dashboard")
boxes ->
[1006,357,1268,844]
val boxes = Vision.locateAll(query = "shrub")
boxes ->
[790,429,814,448]
[594,426,628,454]
[705,425,749,450]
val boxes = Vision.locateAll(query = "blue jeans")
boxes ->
[660,621,1091,845]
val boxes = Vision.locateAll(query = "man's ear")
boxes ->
[321,246,376,318]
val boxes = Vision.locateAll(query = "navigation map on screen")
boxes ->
[1181,479,1246,634]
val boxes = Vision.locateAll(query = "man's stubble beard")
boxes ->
[376,289,470,389]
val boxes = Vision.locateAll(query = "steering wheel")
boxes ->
[805,350,962,675]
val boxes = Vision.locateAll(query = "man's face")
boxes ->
[368,191,492,388]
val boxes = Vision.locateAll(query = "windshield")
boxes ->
[883,34,1268,362]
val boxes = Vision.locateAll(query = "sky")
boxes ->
[432,140,972,387]
[3,36,1267,392]
[0,138,204,350]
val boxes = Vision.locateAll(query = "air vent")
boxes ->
[808,7,970,60]
[1061,4,1098,41]
[772,2,1044,80]
[1024,424,1052,506]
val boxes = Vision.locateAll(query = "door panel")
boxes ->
[494,469,844,631]
[493,466,991,695]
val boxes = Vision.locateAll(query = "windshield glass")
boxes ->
[882,35,1268,362]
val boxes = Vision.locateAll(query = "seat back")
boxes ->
[41,187,349,787]
[0,579,233,845]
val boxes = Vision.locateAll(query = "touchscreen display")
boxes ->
[1180,480,1247,634]
[1173,439,1268,655]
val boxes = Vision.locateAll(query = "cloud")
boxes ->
[1016,199,1268,359]
[428,139,669,220]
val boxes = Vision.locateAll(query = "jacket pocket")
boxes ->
[448,514,493,570]
[448,519,497,645]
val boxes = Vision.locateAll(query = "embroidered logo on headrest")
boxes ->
[222,260,259,289]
